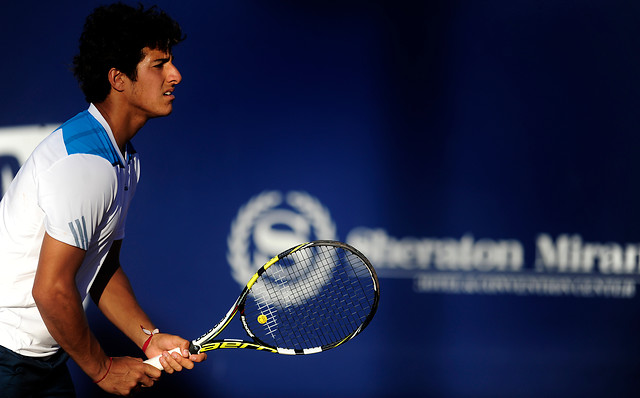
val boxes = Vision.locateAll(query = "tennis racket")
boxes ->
[145,240,379,369]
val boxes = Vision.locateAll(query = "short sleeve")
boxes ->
[38,154,117,250]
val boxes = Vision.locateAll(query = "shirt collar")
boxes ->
[88,103,126,167]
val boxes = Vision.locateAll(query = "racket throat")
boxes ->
[189,341,201,354]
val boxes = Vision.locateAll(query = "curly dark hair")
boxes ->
[72,2,185,103]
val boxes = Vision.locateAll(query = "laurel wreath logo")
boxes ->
[226,190,337,288]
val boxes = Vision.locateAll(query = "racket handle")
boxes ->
[144,347,182,370]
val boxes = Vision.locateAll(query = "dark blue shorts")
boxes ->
[0,345,75,397]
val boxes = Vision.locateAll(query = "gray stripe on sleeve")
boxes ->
[68,221,81,248]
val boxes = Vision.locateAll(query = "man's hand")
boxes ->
[92,241,206,374]
[95,356,161,395]
[144,333,207,373]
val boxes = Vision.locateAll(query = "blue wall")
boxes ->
[3,1,640,397]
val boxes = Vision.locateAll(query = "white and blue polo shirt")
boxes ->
[0,104,140,357]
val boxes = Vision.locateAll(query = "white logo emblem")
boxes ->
[0,124,57,196]
[227,191,337,289]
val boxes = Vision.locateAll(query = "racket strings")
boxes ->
[316,249,375,339]
[251,286,280,339]
[244,245,376,351]
[301,250,357,343]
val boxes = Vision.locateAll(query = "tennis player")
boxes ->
[0,3,206,396]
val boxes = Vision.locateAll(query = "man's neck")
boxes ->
[93,101,147,155]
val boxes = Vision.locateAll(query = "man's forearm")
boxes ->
[97,266,157,351]
[33,233,111,381]
[34,283,110,381]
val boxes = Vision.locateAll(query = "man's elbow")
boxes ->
[32,282,53,307]
[32,280,71,309]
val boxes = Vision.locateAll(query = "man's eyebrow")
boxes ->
[152,57,171,64]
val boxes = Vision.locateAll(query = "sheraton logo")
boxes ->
[228,193,639,299]
[347,228,638,298]
[226,191,337,288]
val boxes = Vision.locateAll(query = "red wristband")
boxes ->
[142,335,154,353]
[141,326,159,353]
[93,357,112,384]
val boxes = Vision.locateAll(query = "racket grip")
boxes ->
[144,347,182,370]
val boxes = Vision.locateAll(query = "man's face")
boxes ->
[125,47,182,119]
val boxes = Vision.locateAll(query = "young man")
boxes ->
[0,3,206,396]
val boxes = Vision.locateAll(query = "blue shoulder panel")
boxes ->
[60,111,122,167]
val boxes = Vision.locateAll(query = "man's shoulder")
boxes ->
[58,110,121,166]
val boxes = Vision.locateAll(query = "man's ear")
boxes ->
[107,68,126,92]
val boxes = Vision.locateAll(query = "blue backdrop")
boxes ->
[2,1,640,397]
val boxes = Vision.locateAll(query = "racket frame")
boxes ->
[145,240,379,369]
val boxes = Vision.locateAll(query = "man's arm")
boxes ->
[33,233,160,395]
[92,240,207,372]
[90,240,156,350]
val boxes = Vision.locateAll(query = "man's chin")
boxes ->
[150,107,174,119]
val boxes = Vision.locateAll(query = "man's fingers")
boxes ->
[158,351,183,373]
[138,376,156,388]
[190,352,207,363]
